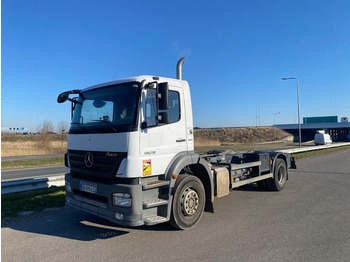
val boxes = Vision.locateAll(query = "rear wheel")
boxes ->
[267,158,287,191]
[169,175,205,230]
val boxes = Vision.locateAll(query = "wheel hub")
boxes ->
[181,187,199,216]
[278,166,285,184]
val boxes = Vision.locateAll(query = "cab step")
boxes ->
[143,198,169,209]
[144,216,168,225]
[142,180,170,190]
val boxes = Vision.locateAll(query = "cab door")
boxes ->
[139,85,187,177]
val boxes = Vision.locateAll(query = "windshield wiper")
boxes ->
[71,121,87,131]
[92,119,118,132]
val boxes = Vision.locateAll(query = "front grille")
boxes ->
[68,150,127,179]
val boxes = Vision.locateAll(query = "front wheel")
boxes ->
[169,175,205,230]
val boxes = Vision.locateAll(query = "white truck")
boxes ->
[58,58,296,229]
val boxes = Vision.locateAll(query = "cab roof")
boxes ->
[83,75,188,92]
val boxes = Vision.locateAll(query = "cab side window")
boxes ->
[168,91,180,123]
[145,89,180,127]
[145,89,157,127]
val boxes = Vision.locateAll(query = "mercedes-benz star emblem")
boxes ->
[84,152,93,168]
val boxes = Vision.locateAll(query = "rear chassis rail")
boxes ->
[205,151,295,191]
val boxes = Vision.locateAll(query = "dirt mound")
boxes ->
[194,127,292,147]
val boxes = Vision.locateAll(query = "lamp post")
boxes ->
[282,77,301,148]
[274,112,280,141]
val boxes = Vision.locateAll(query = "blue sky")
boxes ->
[2,0,350,131]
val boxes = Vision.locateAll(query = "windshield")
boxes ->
[70,82,140,134]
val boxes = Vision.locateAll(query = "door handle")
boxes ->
[176,139,186,143]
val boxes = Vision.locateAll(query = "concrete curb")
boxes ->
[1,175,65,195]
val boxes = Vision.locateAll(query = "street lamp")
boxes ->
[282,77,301,148]
[274,112,281,141]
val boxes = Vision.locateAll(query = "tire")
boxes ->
[267,158,287,191]
[169,175,205,230]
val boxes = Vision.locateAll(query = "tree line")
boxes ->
[37,120,69,135]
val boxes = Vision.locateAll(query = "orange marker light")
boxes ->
[172,174,178,179]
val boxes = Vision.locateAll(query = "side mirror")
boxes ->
[157,82,169,110]
[57,92,69,103]
[57,89,82,119]
[57,89,82,103]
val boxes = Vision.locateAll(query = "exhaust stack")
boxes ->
[176,57,185,80]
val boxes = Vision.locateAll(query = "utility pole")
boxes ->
[282,77,302,148]
[274,112,281,141]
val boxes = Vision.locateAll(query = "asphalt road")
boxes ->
[1,166,68,182]
[2,149,350,262]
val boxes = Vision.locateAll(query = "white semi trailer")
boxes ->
[58,58,296,229]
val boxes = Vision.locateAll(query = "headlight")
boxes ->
[65,181,72,193]
[113,193,132,207]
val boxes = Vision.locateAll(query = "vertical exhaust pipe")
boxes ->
[176,57,185,80]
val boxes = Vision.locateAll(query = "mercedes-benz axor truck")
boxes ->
[58,58,296,229]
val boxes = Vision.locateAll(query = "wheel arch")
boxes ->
[272,152,289,180]
[165,153,214,212]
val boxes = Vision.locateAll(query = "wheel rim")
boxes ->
[277,165,285,184]
[181,187,199,216]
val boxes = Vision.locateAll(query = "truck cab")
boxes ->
[66,76,194,179]
[60,73,209,228]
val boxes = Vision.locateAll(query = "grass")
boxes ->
[1,134,68,142]
[1,134,67,157]
[1,187,66,218]
[1,141,67,157]
[291,145,350,159]
[1,157,64,170]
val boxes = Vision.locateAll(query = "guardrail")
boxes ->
[1,175,65,195]
[1,142,349,195]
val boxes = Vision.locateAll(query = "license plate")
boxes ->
[80,182,97,194]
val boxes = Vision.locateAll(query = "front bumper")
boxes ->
[65,173,144,227]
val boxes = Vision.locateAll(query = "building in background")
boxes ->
[303,116,338,124]
[276,116,350,142]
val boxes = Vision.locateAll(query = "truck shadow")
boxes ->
[1,207,177,241]
[232,184,270,192]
